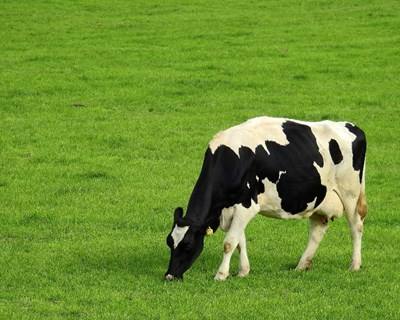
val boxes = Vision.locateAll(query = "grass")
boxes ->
[1,0,400,318]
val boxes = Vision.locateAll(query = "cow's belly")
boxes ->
[257,186,344,220]
[220,182,344,229]
[258,209,312,220]
[314,189,344,219]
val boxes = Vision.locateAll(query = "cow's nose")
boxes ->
[165,274,174,281]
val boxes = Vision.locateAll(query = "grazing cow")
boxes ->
[165,116,367,281]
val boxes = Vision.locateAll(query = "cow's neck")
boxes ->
[184,179,215,228]
[184,149,218,228]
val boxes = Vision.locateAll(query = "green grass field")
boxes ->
[1,0,400,319]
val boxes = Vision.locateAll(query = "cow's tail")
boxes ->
[357,158,367,220]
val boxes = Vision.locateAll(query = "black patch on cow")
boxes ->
[256,121,327,213]
[329,139,343,164]
[345,123,367,183]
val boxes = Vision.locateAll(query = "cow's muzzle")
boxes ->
[165,274,174,281]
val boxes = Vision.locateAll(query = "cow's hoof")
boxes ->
[295,259,312,271]
[214,271,229,281]
[349,262,361,271]
[237,267,250,278]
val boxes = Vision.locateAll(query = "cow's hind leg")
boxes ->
[296,214,329,271]
[214,202,259,281]
[237,232,250,277]
[347,192,367,271]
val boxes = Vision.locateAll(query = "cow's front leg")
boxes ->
[296,213,329,271]
[214,233,237,281]
[214,202,259,281]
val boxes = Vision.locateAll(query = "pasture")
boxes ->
[1,0,399,318]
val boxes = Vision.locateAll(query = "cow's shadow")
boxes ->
[280,263,298,271]
[75,240,308,281]
[76,244,169,280]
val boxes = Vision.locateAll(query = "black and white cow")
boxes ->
[165,116,367,280]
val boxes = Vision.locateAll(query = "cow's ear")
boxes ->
[173,207,184,225]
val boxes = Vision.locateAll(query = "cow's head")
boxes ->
[165,207,206,280]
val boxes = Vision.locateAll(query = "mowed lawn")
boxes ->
[1,0,399,319]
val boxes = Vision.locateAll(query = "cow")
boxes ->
[165,116,367,281]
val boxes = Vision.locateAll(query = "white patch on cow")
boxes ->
[257,177,283,215]
[171,224,189,249]
[305,198,317,211]
[220,206,235,231]
[256,171,286,217]
[307,120,361,214]
[209,116,289,156]
[246,182,250,189]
